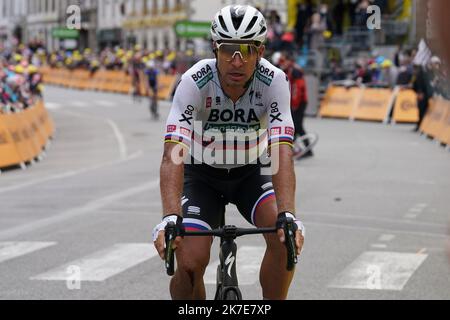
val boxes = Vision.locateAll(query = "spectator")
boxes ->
[306,13,326,51]
[281,53,313,159]
[332,0,346,36]
[295,0,314,48]
[412,62,433,132]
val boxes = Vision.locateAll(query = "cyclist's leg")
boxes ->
[171,168,225,300]
[234,167,294,300]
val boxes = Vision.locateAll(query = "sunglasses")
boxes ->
[215,43,261,63]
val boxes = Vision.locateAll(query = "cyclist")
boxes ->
[153,5,305,300]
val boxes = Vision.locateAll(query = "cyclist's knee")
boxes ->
[176,254,209,278]
[176,240,211,277]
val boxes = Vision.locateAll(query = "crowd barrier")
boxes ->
[0,100,54,169]
[319,85,419,123]
[420,96,450,145]
[320,84,450,146]
[39,67,177,101]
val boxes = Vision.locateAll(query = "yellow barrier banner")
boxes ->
[392,89,419,123]
[2,112,35,163]
[435,98,450,145]
[319,86,361,119]
[353,88,394,122]
[420,97,448,138]
[41,67,176,100]
[23,104,47,149]
[0,113,23,167]
[157,75,178,100]
[35,100,55,140]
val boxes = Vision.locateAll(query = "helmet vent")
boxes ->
[245,16,258,33]
[218,15,228,32]
[218,31,232,39]
[241,32,256,40]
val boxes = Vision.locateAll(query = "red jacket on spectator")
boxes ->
[286,66,308,111]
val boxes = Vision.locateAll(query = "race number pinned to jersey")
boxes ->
[206,97,212,109]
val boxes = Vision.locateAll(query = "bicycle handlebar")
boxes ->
[164,222,298,276]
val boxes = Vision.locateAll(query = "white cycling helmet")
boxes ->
[211,5,267,44]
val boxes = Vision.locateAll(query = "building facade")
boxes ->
[25,0,98,52]
[0,0,27,46]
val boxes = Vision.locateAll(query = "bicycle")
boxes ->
[164,218,298,300]
[293,132,319,160]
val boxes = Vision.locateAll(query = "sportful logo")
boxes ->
[225,252,235,278]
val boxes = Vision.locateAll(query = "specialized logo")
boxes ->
[225,252,235,278]
[167,125,177,133]
[179,105,195,125]
[192,64,213,89]
[208,108,259,123]
[269,102,282,123]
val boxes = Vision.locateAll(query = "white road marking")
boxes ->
[0,179,158,240]
[370,244,388,249]
[204,246,265,285]
[57,110,128,161]
[106,119,127,160]
[0,150,143,195]
[31,243,158,281]
[45,102,62,110]
[404,203,428,219]
[378,234,395,242]
[70,101,88,108]
[0,242,56,263]
[95,100,116,107]
[328,251,428,291]
[404,213,418,219]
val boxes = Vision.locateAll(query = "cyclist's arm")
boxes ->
[160,77,200,217]
[271,145,296,213]
[267,71,296,214]
[160,143,187,216]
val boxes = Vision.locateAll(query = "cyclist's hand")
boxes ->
[276,212,305,256]
[152,215,183,260]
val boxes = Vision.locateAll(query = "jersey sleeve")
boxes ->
[266,71,295,149]
[164,77,201,151]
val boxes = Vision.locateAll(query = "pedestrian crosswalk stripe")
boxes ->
[328,251,428,291]
[30,243,158,282]
[0,242,56,264]
[204,246,265,285]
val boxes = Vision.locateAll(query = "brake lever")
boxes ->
[284,219,298,271]
[164,222,176,276]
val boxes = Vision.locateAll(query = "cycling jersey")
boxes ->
[164,58,295,169]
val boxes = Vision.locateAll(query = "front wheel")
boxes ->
[222,288,241,300]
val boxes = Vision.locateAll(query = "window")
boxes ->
[162,0,169,14]
[152,0,158,15]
